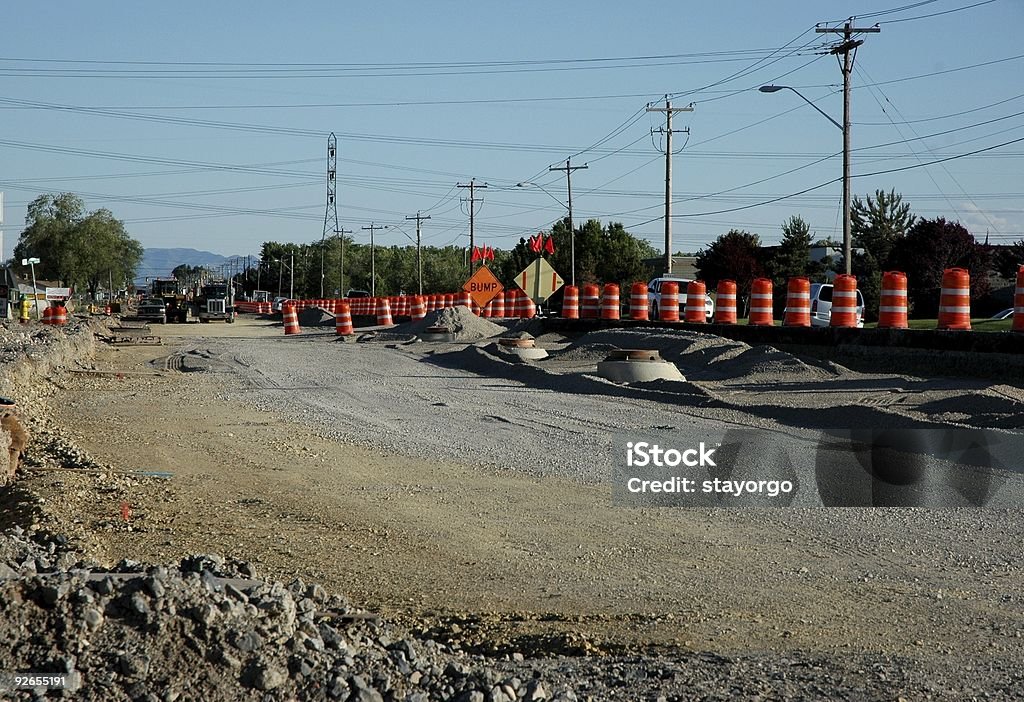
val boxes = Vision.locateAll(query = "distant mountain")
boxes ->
[137,247,252,284]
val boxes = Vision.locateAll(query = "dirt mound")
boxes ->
[393,306,506,341]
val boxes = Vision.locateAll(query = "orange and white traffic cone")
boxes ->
[684,281,707,323]
[659,282,680,322]
[937,268,971,330]
[600,284,620,320]
[783,277,811,327]
[715,280,737,324]
[830,274,859,328]
[748,278,774,326]
[580,284,601,319]
[335,303,354,336]
[878,271,909,329]
[629,282,648,321]
[411,295,427,320]
[561,286,579,319]
[376,297,394,327]
[283,303,301,335]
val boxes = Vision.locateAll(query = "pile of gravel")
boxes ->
[0,528,583,701]
[393,307,506,342]
[0,319,92,366]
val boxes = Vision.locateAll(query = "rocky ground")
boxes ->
[1,314,1023,700]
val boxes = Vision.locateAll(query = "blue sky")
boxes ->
[1,0,1021,277]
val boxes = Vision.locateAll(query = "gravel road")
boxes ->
[15,316,1024,699]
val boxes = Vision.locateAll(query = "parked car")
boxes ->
[646,277,714,321]
[992,308,1014,320]
[271,296,289,313]
[345,289,371,298]
[799,282,865,327]
[136,297,167,324]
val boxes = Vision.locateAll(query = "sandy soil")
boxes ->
[29,317,1024,671]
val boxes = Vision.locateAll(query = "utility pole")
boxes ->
[321,133,339,297]
[457,179,487,269]
[362,223,386,297]
[548,160,588,287]
[646,98,694,276]
[405,212,431,295]
[817,19,880,275]
[336,227,353,296]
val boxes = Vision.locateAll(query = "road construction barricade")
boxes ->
[659,282,680,322]
[878,271,909,329]
[518,291,536,319]
[375,298,394,327]
[335,303,353,336]
[443,293,454,309]
[684,281,707,323]
[783,277,811,327]
[1014,267,1024,333]
[748,278,774,326]
[41,307,54,325]
[938,268,971,330]
[629,282,648,321]
[715,280,737,324]
[411,295,427,320]
[470,299,481,316]
[580,284,600,319]
[52,306,67,326]
[562,285,580,319]
[282,303,301,335]
[480,298,492,318]
[830,274,859,328]
[600,284,620,320]
[506,289,520,317]
[456,291,472,309]
[492,291,506,318]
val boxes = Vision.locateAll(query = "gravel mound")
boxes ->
[298,307,336,327]
[393,307,506,342]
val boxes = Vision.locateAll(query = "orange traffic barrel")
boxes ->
[411,295,426,320]
[684,281,707,323]
[492,291,506,318]
[600,284,620,320]
[659,282,680,322]
[783,277,811,327]
[457,291,471,309]
[442,293,454,308]
[282,303,301,335]
[520,293,537,319]
[748,278,774,326]
[376,297,394,326]
[335,303,353,336]
[878,271,909,329]
[830,274,859,328]
[580,284,601,319]
[1013,266,1024,333]
[715,280,737,324]
[104,305,112,315]
[41,306,53,325]
[938,268,971,330]
[562,285,579,319]
[480,298,492,318]
[52,306,67,326]
[628,282,648,321]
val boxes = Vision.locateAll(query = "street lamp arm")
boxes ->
[516,181,567,209]
[759,85,842,131]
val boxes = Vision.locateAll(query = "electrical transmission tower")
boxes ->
[321,133,339,297]
[647,98,693,276]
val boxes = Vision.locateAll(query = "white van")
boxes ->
[646,277,715,321]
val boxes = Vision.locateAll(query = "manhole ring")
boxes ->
[607,349,661,362]
[499,338,536,348]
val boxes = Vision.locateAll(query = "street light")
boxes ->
[516,181,575,286]
[21,257,40,320]
[759,84,851,275]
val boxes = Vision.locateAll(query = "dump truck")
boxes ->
[152,277,195,323]
[194,282,234,323]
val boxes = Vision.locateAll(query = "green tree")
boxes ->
[14,194,142,297]
[695,230,765,298]
[889,217,991,316]
[851,189,915,266]
[994,239,1024,279]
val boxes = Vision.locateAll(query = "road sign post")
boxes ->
[515,258,565,303]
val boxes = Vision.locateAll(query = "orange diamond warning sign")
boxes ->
[463,266,504,309]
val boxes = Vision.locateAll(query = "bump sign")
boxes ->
[463,266,504,309]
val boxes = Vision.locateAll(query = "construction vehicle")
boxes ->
[151,277,195,323]
[194,281,235,323]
